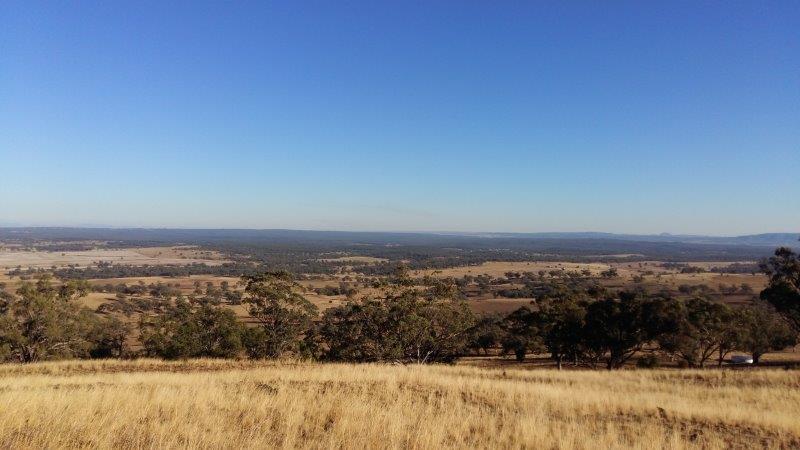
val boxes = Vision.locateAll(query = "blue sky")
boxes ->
[1,1,798,234]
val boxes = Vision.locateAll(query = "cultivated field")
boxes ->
[0,359,798,449]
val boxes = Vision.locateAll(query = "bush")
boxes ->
[241,272,318,358]
[318,288,475,363]
[636,354,660,368]
[140,300,245,359]
[0,277,101,362]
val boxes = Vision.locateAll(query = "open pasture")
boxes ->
[0,246,228,270]
[417,261,611,278]
[0,359,798,449]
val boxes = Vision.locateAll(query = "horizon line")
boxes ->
[1,225,798,239]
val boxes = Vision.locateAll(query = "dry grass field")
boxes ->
[417,261,769,302]
[0,359,798,449]
[0,246,228,270]
[417,261,611,278]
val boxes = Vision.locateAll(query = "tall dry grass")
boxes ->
[0,359,798,449]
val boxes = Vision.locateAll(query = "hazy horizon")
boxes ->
[1,223,798,239]
[3,2,798,234]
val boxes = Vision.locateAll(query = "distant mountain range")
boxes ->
[0,227,797,248]
[0,225,800,248]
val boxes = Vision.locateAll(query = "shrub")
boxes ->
[636,354,660,368]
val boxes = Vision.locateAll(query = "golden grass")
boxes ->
[0,360,798,449]
[0,247,228,270]
[417,261,612,278]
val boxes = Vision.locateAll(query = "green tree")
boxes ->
[600,268,619,279]
[396,293,475,363]
[715,314,746,367]
[738,303,797,364]
[500,307,542,361]
[242,272,318,358]
[537,299,587,370]
[318,298,398,361]
[318,288,475,363]
[583,293,674,370]
[88,314,130,358]
[140,299,244,359]
[658,297,731,368]
[0,276,100,362]
[468,315,504,355]
[760,247,800,330]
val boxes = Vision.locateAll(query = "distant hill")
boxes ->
[442,232,800,248]
[722,233,800,247]
[1,228,797,248]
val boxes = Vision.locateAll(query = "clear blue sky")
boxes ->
[2,1,798,234]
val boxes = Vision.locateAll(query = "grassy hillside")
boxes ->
[0,360,798,449]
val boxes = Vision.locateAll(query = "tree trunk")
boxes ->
[556,355,562,371]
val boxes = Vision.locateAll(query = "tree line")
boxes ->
[1,247,798,368]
